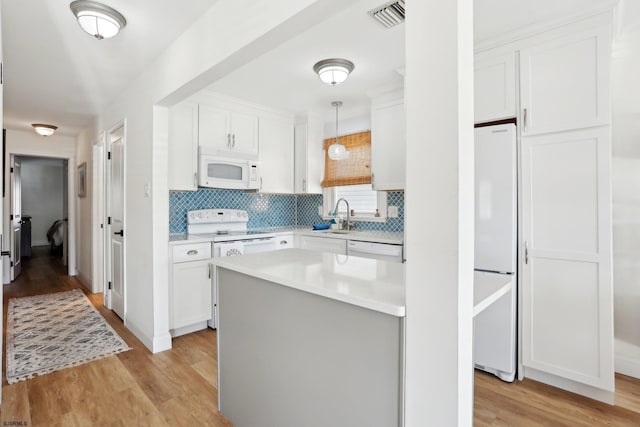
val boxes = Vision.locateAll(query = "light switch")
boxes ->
[388,206,399,218]
[144,183,151,198]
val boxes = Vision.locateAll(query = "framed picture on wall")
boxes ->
[78,162,87,197]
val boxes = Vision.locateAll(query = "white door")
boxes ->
[92,142,105,294]
[521,127,614,392]
[62,160,68,266]
[258,117,294,193]
[371,97,406,191]
[474,51,516,123]
[520,26,610,136]
[108,125,126,319]
[229,111,258,155]
[10,157,22,280]
[168,102,199,191]
[198,104,229,152]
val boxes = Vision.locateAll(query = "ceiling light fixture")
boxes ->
[328,101,350,160]
[32,124,58,137]
[313,58,355,86]
[70,0,127,40]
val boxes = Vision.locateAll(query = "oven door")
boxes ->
[215,241,244,257]
[242,237,277,254]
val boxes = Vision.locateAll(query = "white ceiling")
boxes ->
[1,0,618,136]
[1,0,218,136]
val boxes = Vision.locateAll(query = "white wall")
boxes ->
[612,0,640,378]
[20,159,64,246]
[78,0,361,353]
[75,127,95,289]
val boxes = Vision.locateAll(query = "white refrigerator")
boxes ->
[473,123,517,382]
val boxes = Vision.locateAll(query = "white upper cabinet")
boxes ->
[371,91,405,191]
[520,26,611,136]
[168,101,199,191]
[198,103,259,157]
[294,112,323,194]
[259,114,294,193]
[474,51,516,123]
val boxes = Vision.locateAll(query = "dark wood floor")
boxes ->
[1,246,640,426]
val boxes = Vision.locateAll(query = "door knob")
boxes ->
[114,230,124,236]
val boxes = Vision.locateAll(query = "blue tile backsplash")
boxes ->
[169,189,404,234]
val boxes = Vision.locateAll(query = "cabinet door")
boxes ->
[371,99,405,191]
[474,51,516,123]
[520,27,610,136]
[298,235,346,254]
[171,260,212,329]
[199,104,230,151]
[168,102,199,191]
[230,111,259,156]
[259,117,294,193]
[294,113,323,194]
[521,127,613,391]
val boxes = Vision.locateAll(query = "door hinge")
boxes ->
[10,167,13,173]
[108,281,112,290]
[10,261,14,267]
[108,151,112,160]
[100,224,104,229]
[10,214,13,220]
[1,62,3,85]
[108,217,111,225]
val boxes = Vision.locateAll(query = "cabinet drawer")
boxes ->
[172,242,211,262]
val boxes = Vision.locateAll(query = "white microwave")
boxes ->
[198,153,260,190]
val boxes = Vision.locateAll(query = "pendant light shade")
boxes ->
[32,124,58,137]
[313,59,355,86]
[328,101,350,160]
[70,1,126,40]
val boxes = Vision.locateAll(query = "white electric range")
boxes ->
[187,209,276,328]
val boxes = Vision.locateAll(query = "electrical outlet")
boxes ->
[318,206,323,216]
[388,206,399,218]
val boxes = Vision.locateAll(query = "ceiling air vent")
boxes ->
[369,0,405,29]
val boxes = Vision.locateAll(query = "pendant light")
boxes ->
[327,101,350,160]
[313,59,355,86]
[32,124,58,137]
[70,0,127,40]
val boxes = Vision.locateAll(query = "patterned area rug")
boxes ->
[6,289,131,384]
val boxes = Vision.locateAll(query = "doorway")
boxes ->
[9,156,68,279]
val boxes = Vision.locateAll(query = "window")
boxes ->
[320,130,386,221]
[323,184,387,222]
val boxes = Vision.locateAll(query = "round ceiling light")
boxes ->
[313,59,355,86]
[32,124,58,137]
[70,0,127,40]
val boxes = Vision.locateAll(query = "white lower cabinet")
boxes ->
[170,242,212,335]
[521,127,614,397]
[298,235,346,254]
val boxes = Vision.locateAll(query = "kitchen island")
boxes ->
[212,248,405,427]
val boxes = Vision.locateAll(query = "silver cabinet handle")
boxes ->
[193,172,198,188]
[260,177,263,190]
[371,172,375,188]
[524,241,529,264]
[187,250,198,255]
[523,108,528,129]
[303,178,307,192]
[227,133,231,148]
[208,263,212,279]
[232,134,236,147]
[280,240,288,245]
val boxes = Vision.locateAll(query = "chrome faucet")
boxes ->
[334,198,351,231]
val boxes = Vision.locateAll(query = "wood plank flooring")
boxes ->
[1,246,640,426]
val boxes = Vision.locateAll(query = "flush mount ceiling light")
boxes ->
[70,0,127,40]
[313,59,355,86]
[328,101,350,161]
[32,124,58,137]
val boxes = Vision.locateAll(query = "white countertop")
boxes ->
[212,248,406,317]
[473,271,513,317]
[170,227,404,245]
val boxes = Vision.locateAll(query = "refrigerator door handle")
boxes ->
[524,241,529,264]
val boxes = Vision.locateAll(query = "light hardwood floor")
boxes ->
[2,246,640,426]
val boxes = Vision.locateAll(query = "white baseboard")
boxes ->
[615,339,640,379]
[124,319,173,353]
[524,367,614,404]
[152,333,173,354]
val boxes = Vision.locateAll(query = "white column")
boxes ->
[404,0,474,425]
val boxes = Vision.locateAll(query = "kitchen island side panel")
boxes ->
[217,268,403,427]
